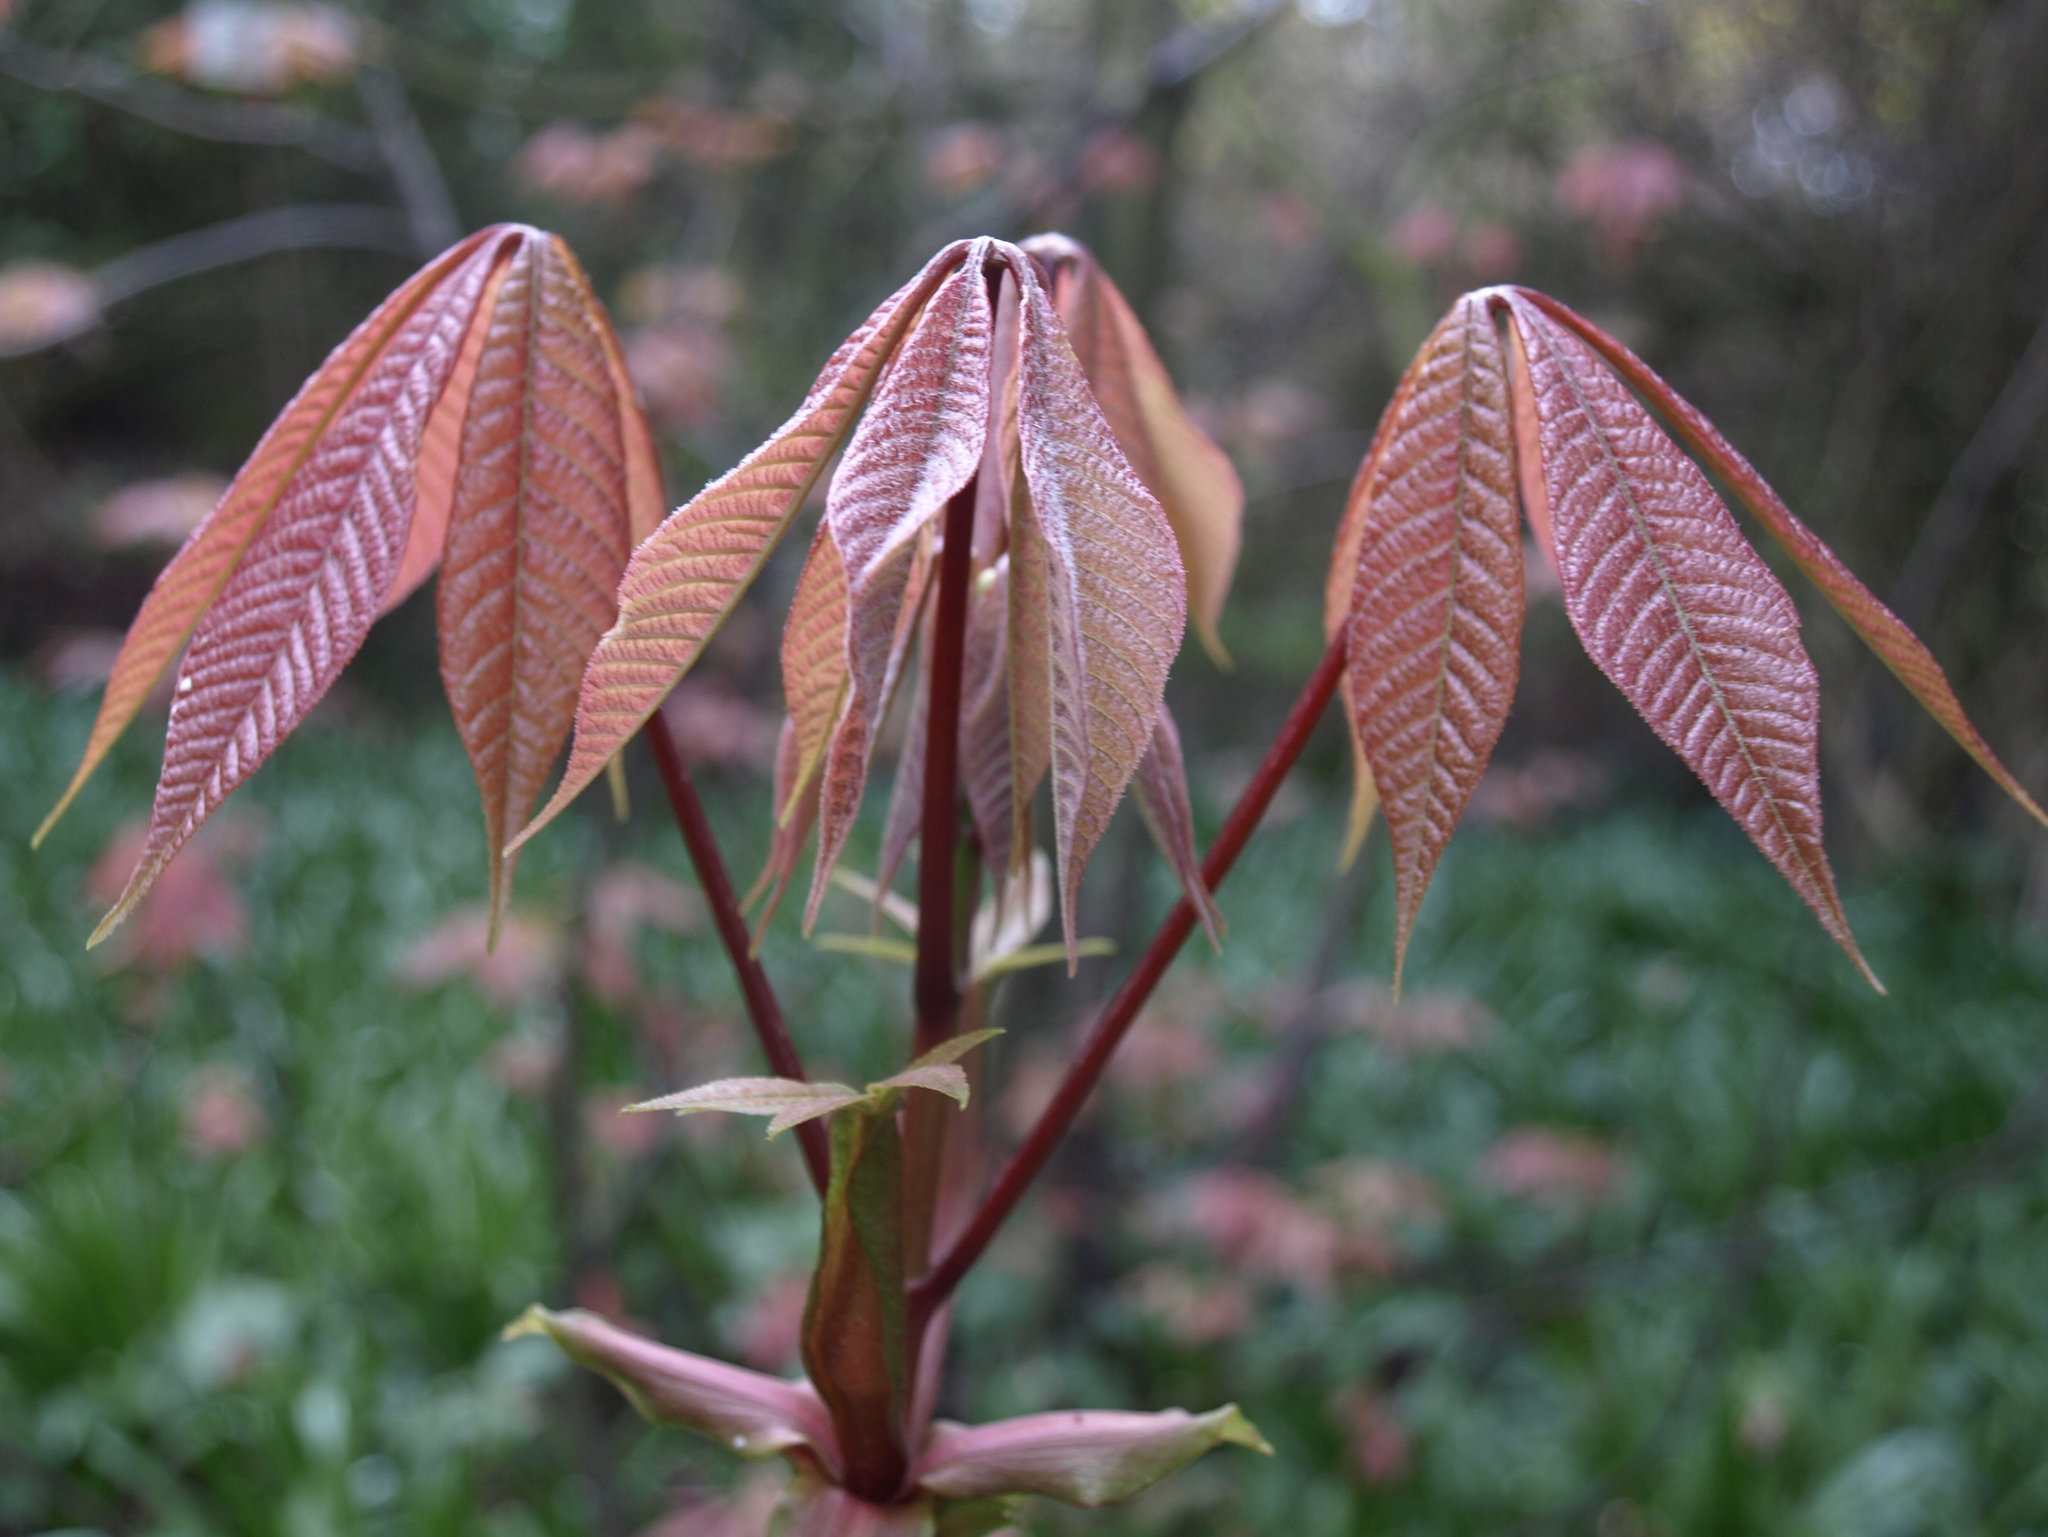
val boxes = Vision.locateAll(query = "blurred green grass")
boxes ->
[3,664,2046,1536]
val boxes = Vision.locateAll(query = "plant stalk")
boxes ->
[644,710,830,1197]
[909,630,1348,1321]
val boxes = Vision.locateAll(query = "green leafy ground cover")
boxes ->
[3,666,2046,1536]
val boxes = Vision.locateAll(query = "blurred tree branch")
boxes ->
[0,31,381,172]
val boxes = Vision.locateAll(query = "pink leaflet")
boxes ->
[913,1403,1269,1508]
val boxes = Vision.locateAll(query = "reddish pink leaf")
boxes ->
[914,1403,1269,1507]
[1008,249,1187,964]
[960,560,1018,879]
[1131,704,1222,947]
[36,228,501,853]
[1503,293,1878,988]
[1029,233,1244,664]
[875,636,930,904]
[86,233,512,943]
[516,240,976,852]
[779,523,852,801]
[1518,288,2048,832]
[743,717,821,940]
[1341,294,1522,988]
[810,244,995,922]
[438,233,643,939]
[506,1306,839,1471]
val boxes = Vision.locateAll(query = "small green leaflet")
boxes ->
[627,1029,1004,1139]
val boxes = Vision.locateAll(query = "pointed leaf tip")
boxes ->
[1515,286,2048,839]
[1503,291,1878,987]
[1342,294,1523,985]
[914,1402,1270,1508]
[505,1305,835,1463]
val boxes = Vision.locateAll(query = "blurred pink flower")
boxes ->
[394,906,565,1007]
[632,98,789,169]
[1391,204,1458,267]
[582,862,705,1003]
[0,262,99,355]
[1479,1126,1622,1209]
[925,122,1006,198]
[1260,192,1320,249]
[1555,141,1688,265]
[139,1,359,93]
[488,1033,560,1096]
[1340,1388,1412,1485]
[1166,1168,1342,1291]
[1463,221,1523,279]
[616,265,742,328]
[1110,1014,1217,1091]
[624,321,730,433]
[1327,981,1491,1056]
[93,474,228,548]
[87,816,253,971]
[587,1088,668,1158]
[1233,377,1329,450]
[181,1063,265,1157]
[513,121,661,206]
[1126,1261,1254,1346]
[659,681,778,770]
[734,1270,810,1372]
[1079,128,1160,194]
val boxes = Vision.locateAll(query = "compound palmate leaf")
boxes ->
[1501,291,1879,988]
[66,224,657,946]
[34,228,501,854]
[1339,293,1522,988]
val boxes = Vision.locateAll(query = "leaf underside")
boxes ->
[437,233,638,940]
[1029,233,1244,666]
[1131,704,1223,948]
[1010,251,1187,965]
[515,239,977,852]
[1504,293,1877,988]
[1342,294,1523,988]
[89,232,513,944]
[37,229,502,853]
[1516,288,2046,833]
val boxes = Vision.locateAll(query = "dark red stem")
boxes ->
[910,630,1348,1319]
[644,710,830,1196]
[913,484,980,1054]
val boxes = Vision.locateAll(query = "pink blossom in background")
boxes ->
[1467,749,1606,829]
[92,474,229,548]
[623,321,730,434]
[513,121,661,206]
[488,1034,560,1097]
[1479,1126,1623,1210]
[581,862,705,1003]
[394,907,565,1007]
[659,681,778,771]
[181,1064,266,1158]
[1463,221,1524,279]
[1341,1388,1413,1485]
[1325,981,1492,1056]
[1260,192,1320,250]
[1079,128,1160,194]
[87,816,254,971]
[1125,1261,1254,1346]
[1555,140,1689,265]
[1164,1168,1343,1292]
[924,122,1006,198]
[734,1271,811,1373]
[631,98,789,169]
[0,262,99,355]
[1391,204,1458,266]
[139,1,360,93]
[586,1088,668,1159]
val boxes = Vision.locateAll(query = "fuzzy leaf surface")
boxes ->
[811,244,994,923]
[1131,704,1223,947]
[1504,294,1876,986]
[37,229,500,850]
[914,1404,1270,1507]
[959,562,1017,877]
[1009,252,1187,964]
[516,240,974,849]
[1343,294,1522,985]
[437,233,640,936]
[1518,288,2047,831]
[1029,234,1243,664]
[89,233,509,942]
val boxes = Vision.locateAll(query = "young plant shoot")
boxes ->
[42,224,2044,1530]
